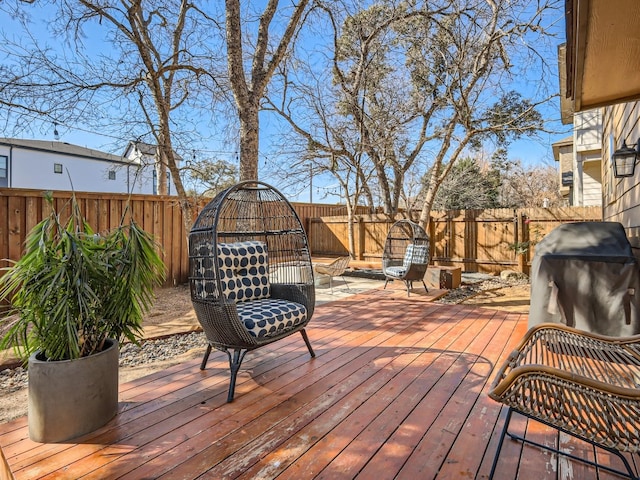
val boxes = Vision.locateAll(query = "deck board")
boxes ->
[1,288,638,479]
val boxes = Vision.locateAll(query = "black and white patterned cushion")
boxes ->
[236,298,307,338]
[193,244,216,298]
[385,265,407,278]
[406,243,429,265]
[217,241,270,302]
[386,243,429,278]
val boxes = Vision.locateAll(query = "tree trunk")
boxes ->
[239,101,260,181]
[418,185,436,230]
[157,147,168,196]
[345,198,356,259]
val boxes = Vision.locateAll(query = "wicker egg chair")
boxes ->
[189,181,315,402]
[382,219,430,296]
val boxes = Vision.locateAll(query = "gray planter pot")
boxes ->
[28,339,119,443]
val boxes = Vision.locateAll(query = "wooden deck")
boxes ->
[1,287,638,479]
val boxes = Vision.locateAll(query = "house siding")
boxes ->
[552,137,573,204]
[5,147,129,193]
[602,102,640,248]
[573,110,602,207]
[575,110,602,151]
[558,145,573,202]
[553,111,602,208]
[123,141,179,195]
[582,159,602,206]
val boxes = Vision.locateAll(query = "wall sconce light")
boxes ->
[612,139,639,178]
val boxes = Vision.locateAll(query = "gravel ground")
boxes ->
[434,276,529,304]
[0,332,207,395]
[0,366,26,394]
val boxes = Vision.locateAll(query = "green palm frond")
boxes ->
[0,193,165,362]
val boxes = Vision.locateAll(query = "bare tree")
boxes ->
[270,0,559,229]
[267,1,447,255]
[225,0,311,181]
[183,157,238,198]
[263,113,376,256]
[406,0,558,225]
[0,0,228,227]
[500,160,564,207]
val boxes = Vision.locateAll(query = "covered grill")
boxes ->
[529,221,640,336]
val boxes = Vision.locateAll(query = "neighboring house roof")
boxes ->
[552,135,573,161]
[123,140,154,158]
[0,138,131,165]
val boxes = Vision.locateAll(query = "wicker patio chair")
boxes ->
[188,181,315,402]
[382,219,430,296]
[488,323,640,479]
[313,256,351,292]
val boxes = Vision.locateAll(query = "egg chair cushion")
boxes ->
[385,243,429,278]
[404,243,429,265]
[236,298,308,338]
[193,244,216,299]
[385,266,407,278]
[217,241,270,303]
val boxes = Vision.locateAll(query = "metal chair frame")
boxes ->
[490,406,638,480]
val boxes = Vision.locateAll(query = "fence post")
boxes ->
[305,217,312,255]
[428,216,435,264]
[355,216,365,260]
[517,211,526,273]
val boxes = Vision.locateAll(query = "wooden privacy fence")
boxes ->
[0,189,193,287]
[0,189,602,283]
[308,207,603,275]
[0,189,362,287]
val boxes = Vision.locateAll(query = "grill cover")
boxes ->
[529,222,640,336]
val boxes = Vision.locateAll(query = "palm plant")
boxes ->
[0,192,165,362]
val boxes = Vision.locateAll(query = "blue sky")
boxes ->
[2,1,571,203]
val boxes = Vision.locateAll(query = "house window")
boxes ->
[54,163,63,174]
[0,155,7,178]
[108,170,116,180]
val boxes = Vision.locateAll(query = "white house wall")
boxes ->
[0,144,157,194]
[575,110,602,151]
[124,146,177,195]
[572,110,603,208]
[582,160,602,206]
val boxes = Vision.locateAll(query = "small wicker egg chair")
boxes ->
[382,219,430,296]
[189,181,315,402]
